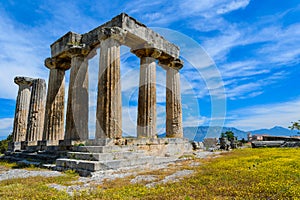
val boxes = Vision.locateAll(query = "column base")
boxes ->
[58,139,117,150]
[27,141,38,146]
[125,138,192,157]
[59,139,86,150]
[37,140,60,152]
[24,141,39,152]
[7,142,21,152]
[20,141,28,150]
[85,138,115,146]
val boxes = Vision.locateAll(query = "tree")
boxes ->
[221,131,235,141]
[288,120,300,134]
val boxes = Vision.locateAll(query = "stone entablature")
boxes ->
[50,13,179,61]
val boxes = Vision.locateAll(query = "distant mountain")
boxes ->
[183,126,247,142]
[178,125,299,142]
[250,126,299,136]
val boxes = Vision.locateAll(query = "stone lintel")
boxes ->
[51,13,179,63]
[50,31,83,58]
[87,13,179,58]
[49,32,92,70]
[14,76,34,86]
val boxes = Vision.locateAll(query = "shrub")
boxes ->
[0,134,13,154]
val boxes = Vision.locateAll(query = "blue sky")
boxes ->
[0,0,299,138]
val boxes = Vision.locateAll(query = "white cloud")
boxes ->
[180,0,250,17]
[226,97,300,130]
[0,11,49,99]
[220,61,269,78]
[217,0,250,14]
[183,115,207,127]
[0,118,13,137]
[37,1,100,35]
[200,18,300,100]
[0,118,13,130]
[257,23,300,66]
[125,0,251,26]
[226,82,261,100]
[224,70,288,100]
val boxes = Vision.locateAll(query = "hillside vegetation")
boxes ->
[0,148,299,199]
[0,134,12,154]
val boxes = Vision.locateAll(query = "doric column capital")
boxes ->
[44,57,71,70]
[14,76,34,86]
[67,48,87,58]
[65,42,92,58]
[159,58,184,70]
[131,48,162,59]
[169,59,184,70]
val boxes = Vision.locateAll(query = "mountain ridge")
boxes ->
[182,125,298,142]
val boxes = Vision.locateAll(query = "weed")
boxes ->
[64,169,79,176]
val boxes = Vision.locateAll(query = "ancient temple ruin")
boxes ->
[8,13,192,175]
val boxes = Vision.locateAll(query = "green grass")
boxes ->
[0,148,299,199]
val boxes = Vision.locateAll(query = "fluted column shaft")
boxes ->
[137,57,157,138]
[166,68,183,138]
[96,38,122,139]
[43,68,66,141]
[65,55,89,141]
[12,77,33,142]
[26,79,46,142]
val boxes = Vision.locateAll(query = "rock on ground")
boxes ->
[146,169,194,187]
[0,169,62,181]
[130,175,157,184]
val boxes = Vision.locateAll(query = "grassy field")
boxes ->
[0,148,299,199]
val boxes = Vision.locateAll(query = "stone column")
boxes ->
[166,61,183,138]
[65,50,90,141]
[12,77,34,142]
[132,49,161,138]
[26,79,46,143]
[96,38,122,139]
[43,58,69,143]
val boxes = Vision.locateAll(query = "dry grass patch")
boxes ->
[0,160,18,169]
[0,167,79,200]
